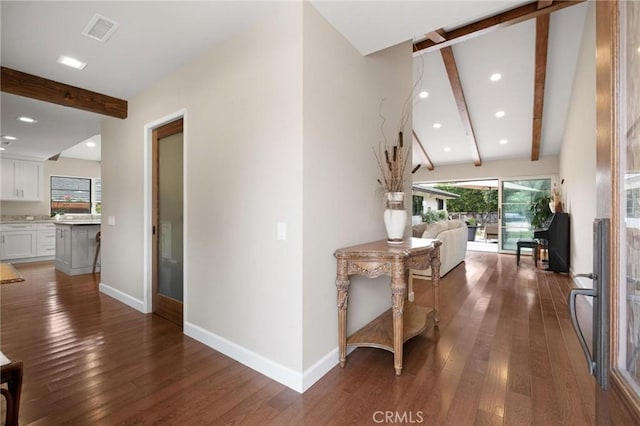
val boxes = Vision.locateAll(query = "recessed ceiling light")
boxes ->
[637,45,640,53]
[443,147,452,152]
[499,139,508,145]
[17,116,37,123]
[419,91,429,99]
[0,147,5,151]
[86,141,96,148]
[2,136,17,140]
[495,110,506,118]
[490,73,502,82]
[57,55,87,70]
[433,123,442,129]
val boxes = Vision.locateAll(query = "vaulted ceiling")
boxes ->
[314,0,589,170]
[1,1,588,167]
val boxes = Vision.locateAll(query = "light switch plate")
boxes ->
[108,216,116,226]
[277,222,286,240]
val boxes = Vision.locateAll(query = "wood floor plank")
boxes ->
[0,256,595,425]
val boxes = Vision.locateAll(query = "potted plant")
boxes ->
[529,192,553,229]
[465,216,478,241]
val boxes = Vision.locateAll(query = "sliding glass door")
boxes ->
[498,177,552,252]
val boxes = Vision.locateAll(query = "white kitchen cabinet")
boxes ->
[0,159,42,201]
[55,225,71,268]
[0,223,37,260]
[54,223,100,275]
[37,223,56,257]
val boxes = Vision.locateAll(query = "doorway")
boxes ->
[498,177,552,252]
[152,118,184,326]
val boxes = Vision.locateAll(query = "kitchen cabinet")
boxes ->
[0,159,42,201]
[54,223,100,275]
[37,223,56,257]
[55,225,71,269]
[0,224,36,260]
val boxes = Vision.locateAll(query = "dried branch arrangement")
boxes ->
[374,131,410,193]
[374,93,412,193]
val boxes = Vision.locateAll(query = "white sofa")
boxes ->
[410,219,468,279]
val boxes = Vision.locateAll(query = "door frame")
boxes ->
[595,0,640,422]
[143,109,187,320]
[496,174,557,254]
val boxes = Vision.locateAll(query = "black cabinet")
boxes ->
[535,213,570,273]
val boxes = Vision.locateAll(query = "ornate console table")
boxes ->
[334,238,442,375]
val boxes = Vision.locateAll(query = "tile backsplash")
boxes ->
[1,214,101,222]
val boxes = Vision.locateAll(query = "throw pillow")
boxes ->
[412,223,427,237]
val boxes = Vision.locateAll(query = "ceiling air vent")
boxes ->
[82,14,120,42]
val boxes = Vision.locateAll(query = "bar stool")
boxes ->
[516,238,539,266]
[92,231,101,274]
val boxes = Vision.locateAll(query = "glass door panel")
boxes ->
[157,132,184,303]
[618,0,640,392]
[499,178,552,252]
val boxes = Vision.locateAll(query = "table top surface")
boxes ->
[334,238,441,259]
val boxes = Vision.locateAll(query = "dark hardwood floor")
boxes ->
[0,252,595,425]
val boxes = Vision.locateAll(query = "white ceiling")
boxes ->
[412,3,587,166]
[0,1,276,161]
[311,0,530,55]
[0,1,589,168]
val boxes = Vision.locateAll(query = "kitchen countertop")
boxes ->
[1,215,101,225]
[54,220,102,226]
[0,220,56,224]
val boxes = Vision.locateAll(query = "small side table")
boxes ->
[334,238,442,375]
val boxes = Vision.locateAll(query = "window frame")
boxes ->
[50,175,101,216]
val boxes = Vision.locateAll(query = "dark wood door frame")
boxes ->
[152,118,184,326]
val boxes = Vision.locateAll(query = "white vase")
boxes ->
[383,192,407,244]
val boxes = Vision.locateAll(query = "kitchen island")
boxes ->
[54,221,100,275]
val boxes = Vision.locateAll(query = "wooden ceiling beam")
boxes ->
[413,0,584,54]
[531,14,550,161]
[425,29,447,44]
[440,47,482,167]
[537,0,554,9]
[412,130,434,171]
[1,67,127,119]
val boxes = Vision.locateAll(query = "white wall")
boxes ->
[559,1,596,288]
[302,3,413,372]
[101,2,304,378]
[413,155,559,183]
[0,157,101,216]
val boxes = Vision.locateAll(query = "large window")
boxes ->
[50,176,100,215]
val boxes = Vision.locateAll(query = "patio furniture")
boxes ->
[485,223,499,240]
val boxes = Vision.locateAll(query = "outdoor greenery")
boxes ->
[422,210,448,224]
[435,185,499,214]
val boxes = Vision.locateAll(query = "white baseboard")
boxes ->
[99,282,146,313]
[184,321,346,394]
[302,347,342,392]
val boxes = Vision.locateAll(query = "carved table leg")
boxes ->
[430,246,441,326]
[336,259,350,368]
[391,259,406,375]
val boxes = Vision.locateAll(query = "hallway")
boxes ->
[0,253,594,424]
